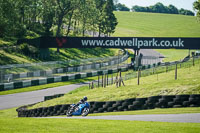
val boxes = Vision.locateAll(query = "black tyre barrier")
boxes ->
[0,84,4,91]
[17,94,200,117]
[44,94,64,101]
[14,82,23,89]
[47,77,54,84]
[31,79,39,86]
[75,74,81,79]
[61,76,69,81]
[27,72,34,77]
[87,72,92,77]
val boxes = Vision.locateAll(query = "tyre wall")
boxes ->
[17,94,200,117]
[44,94,65,101]
[0,65,129,91]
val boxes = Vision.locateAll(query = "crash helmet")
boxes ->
[83,96,88,101]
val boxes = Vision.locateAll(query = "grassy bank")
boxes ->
[30,61,200,109]
[114,11,200,62]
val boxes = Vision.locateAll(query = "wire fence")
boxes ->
[89,56,200,89]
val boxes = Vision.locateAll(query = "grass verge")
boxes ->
[0,107,200,133]
[89,107,200,116]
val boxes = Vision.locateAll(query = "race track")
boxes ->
[0,83,86,110]
[43,113,200,123]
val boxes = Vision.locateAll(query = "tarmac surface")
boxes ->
[43,113,200,123]
[0,83,86,110]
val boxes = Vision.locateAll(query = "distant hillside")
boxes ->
[113,11,200,37]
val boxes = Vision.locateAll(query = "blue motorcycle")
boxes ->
[66,102,90,117]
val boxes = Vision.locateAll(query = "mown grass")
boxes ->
[1,117,199,133]
[30,61,200,109]
[89,107,200,116]
[0,107,200,133]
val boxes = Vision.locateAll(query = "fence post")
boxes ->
[98,75,100,88]
[156,67,158,81]
[199,58,200,71]
[104,74,106,88]
[112,74,113,84]
[166,65,168,73]
[107,74,109,86]
[120,71,123,87]
[137,69,140,85]
[92,82,94,89]
[175,64,178,80]
[102,75,104,87]
[193,56,195,66]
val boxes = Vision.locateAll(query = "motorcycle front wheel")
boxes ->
[81,107,90,117]
[66,108,73,117]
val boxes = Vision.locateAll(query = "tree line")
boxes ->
[0,0,118,38]
[131,3,194,16]
[114,1,195,16]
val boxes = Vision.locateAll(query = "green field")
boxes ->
[113,11,200,62]
[114,11,200,37]
[156,49,190,62]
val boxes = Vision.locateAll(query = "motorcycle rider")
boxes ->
[73,96,88,110]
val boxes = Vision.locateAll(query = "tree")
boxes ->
[194,0,200,20]
[168,4,178,14]
[0,0,118,40]
[131,2,194,16]
[41,0,56,36]
[179,8,195,16]
[115,3,130,11]
[0,0,26,37]
[54,0,79,52]
[55,0,78,37]
[102,0,118,36]
[95,0,106,36]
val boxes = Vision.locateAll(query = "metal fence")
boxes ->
[89,56,200,88]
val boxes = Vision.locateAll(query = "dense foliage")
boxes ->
[194,0,200,21]
[131,2,194,16]
[0,0,118,38]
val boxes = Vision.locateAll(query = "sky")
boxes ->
[118,0,197,11]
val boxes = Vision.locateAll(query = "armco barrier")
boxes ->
[1,53,129,83]
[17,94,200,117]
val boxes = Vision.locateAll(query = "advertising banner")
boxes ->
[18,37,200,49]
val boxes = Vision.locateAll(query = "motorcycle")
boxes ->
[66,102,90,117]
